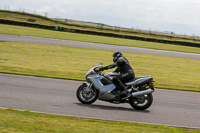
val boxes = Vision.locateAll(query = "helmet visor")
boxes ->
[113,57,118,62]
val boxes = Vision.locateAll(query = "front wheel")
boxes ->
[76,84,98,104]
[129,93,153,110]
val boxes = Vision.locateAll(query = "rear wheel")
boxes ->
[76,84,98,104]
[129,93,153,110]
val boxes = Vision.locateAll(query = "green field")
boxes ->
[0,108,199,133]
[0,41,199,91]
[1,24,200,54]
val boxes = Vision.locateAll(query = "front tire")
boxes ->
[76,84,98,104]
[129,93,153,110]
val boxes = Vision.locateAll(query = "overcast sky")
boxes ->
[1,0,200,36]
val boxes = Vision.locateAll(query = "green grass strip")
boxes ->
[0,108,199,133]
[1,24,200,54]
[0,41,199,92]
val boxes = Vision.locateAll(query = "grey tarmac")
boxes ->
[0,73,200,129]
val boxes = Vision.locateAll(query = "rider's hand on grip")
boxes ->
[99,67,105,71]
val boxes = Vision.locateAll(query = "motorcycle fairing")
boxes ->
[87,74,116,101]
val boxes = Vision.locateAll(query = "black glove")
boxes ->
[99,67,108,71]
[99,67,105,71]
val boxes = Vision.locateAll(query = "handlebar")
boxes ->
[94,67,102,75]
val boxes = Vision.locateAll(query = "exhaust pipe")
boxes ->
[122,89,154,100]
[131,89,154,97]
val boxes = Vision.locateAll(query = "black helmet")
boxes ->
[113,51,123,62]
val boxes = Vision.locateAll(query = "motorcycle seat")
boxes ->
[125,76,147,86]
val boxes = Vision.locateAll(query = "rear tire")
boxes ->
[76,84,98,104]
[129,93,153,110]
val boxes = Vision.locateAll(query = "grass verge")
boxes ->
[1,24,200,54]
[0,108,199,133]
[0,41,199,92]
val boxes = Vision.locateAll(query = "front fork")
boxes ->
[83,83,93,93]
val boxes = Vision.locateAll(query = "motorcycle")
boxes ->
[76,63,155,110]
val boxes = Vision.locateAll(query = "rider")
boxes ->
[100,51,135,97]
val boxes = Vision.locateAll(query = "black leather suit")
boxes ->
[103,57,135,91]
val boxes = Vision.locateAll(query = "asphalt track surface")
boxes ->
[0,34,200,59]
[0,34,200,128]
[0,73,200,129]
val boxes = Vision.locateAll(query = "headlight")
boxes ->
[86,71,95,78]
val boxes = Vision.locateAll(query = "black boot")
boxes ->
[113,77,127,99]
